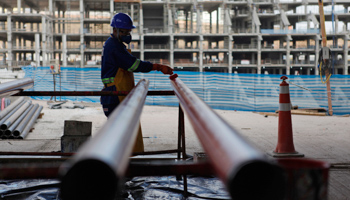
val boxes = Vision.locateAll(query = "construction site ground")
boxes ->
[0,99,349,199]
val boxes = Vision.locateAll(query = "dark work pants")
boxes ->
[102,104,119,118]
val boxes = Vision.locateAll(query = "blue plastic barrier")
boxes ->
[22,66,350,115]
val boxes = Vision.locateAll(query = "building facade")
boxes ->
[0,0,349,75]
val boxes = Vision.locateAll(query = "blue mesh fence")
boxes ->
[22,66,350,115]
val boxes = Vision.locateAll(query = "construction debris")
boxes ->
[276,106,327,116]
[47,101,84,109]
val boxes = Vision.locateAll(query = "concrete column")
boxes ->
[63,34,67,67]
[80,0,84,67]
[257,36,262,74]
[216,8,219,33]
[306,68,311,75]
[286,35,291,75]
[315,35,320,75]
[17,0,21,13]
[49,0,53,15]
[199,35,203,72]
[185,11,188,33]
[57,10,61,33]
[168,7,173,34]
[209,12,212,33]
[62,12,65,33]
[139,6,144,34]
[140,35,144,60]
[190,5,193,33]
[344,35,348,75]
[196,5,201,34]
[170,35,174,68]
[35,33,40,66]
[335,16,338,34]
[41,16,47,66]
[228,35,232,73]
[139,3,144,60]
[110,0,114,33]
[7,15,12,67]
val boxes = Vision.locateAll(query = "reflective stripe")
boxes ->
[102,77,114,84]
[280,85,289,94]
[128,59,140,72]
[279,103,291,111]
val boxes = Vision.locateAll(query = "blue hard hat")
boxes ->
[110,13,136,29]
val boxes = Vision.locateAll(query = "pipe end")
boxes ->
[0,125,7,131]
[227,161,286,200]
[4,130,12,136]
[13,130,20,137]
[60,159,119,200]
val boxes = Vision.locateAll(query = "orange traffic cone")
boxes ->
[270,76,304,157]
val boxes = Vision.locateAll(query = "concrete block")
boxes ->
[63,120,92,136]
[61,135,90,153]
[61,120,92,153]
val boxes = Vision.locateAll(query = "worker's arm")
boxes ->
[152,63,173,75]
[113,44,153,72]
[113,43,173,74]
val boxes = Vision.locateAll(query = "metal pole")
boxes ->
[5,104,34,136]
[18,105,43,139]
[59,79,150,200]
[0,97,24,119]
[0,78,34,99]
[0,101,26,130]
[12,104,39,137]
[0,100,31,131]
[170,77,286,200]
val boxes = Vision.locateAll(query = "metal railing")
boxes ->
[232,60,257,64]
[261,29,320,34]
[12,46,35,50]
[147,59,170,65]
[233,44,258,49]
[144,44,170,49]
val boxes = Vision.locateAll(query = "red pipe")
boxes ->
[0,164,60,179]
[170,76,286,200]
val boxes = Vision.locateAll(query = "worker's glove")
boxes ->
[152,64,173,75]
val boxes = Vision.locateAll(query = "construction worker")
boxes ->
[101,13,173,153]
[101,13,173,117]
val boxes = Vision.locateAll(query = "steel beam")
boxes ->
[0,78,34,99]
[59,79,150,200]
[170,76,286,200]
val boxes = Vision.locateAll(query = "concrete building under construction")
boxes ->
[0,0,349,75]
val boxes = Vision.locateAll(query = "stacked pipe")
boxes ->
[0,97,43,139]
